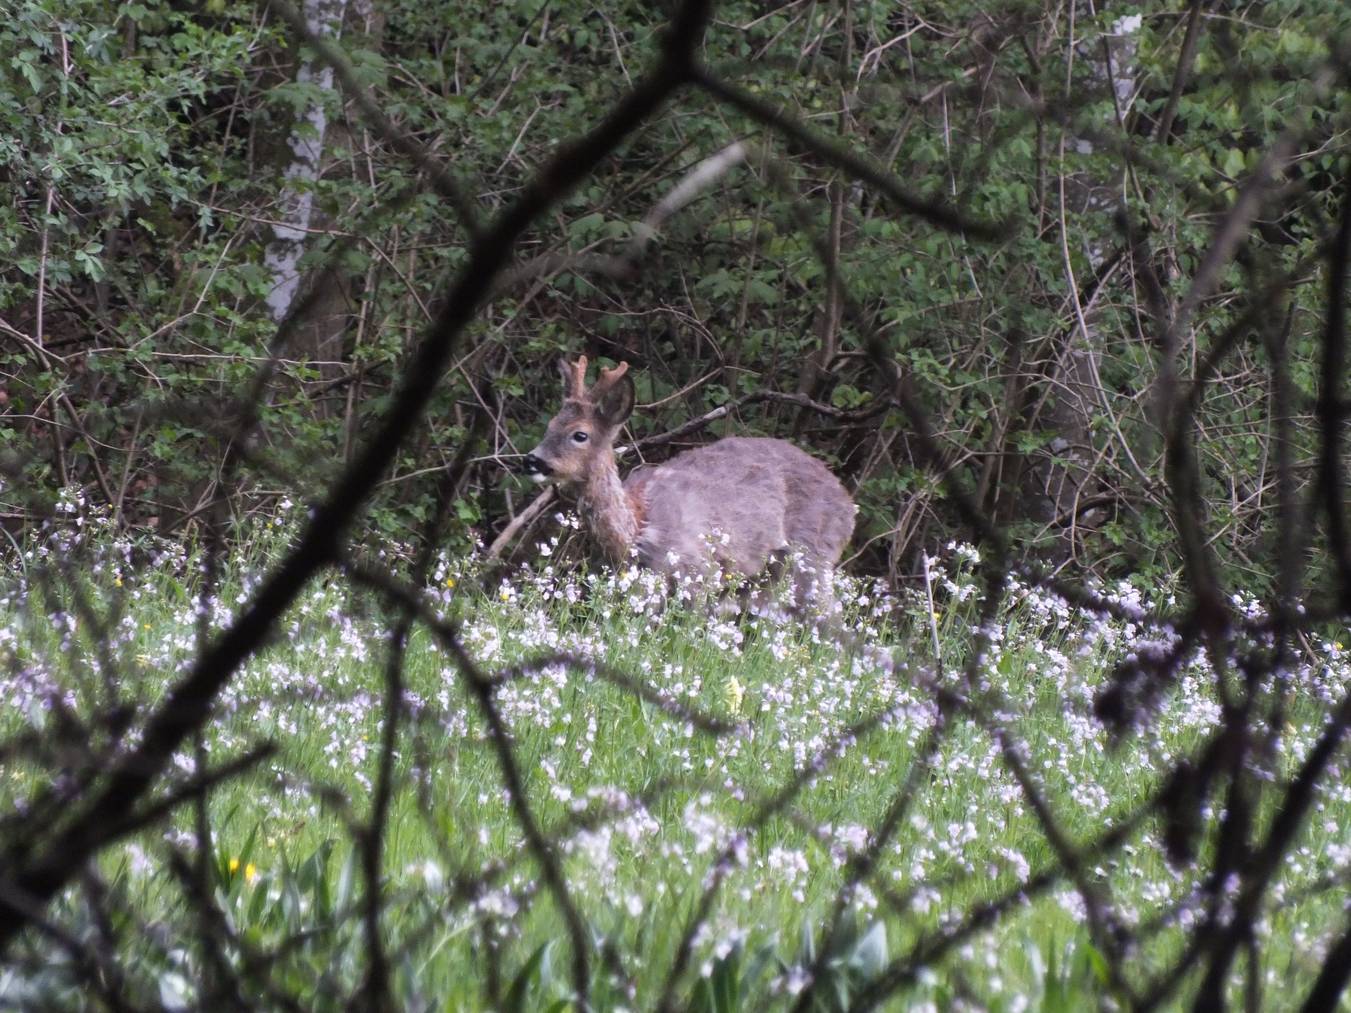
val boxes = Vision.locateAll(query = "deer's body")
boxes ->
[622,437,852,576]
[524,358,855,600]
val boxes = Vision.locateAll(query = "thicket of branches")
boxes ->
[1,0,1345,584]
[3,0,1351,1008]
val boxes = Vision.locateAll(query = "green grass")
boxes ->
[3,523,1350,1010]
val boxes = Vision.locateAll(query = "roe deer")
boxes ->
[523,357,856,609]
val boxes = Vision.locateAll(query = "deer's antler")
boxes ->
[591,361,629,399]
[567,356,589,400]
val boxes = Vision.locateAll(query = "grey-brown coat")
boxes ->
[523,358,855,599]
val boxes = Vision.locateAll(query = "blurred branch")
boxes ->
[494,141,750,294]
[0,0,716,960]
[693,67,1009,240]
[267,0,483,242]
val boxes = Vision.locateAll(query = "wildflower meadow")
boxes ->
[4,0,1351,1007]
[3,506,1349,1009]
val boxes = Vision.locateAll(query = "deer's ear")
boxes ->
[597,372,635,427]
[557,358,575,394]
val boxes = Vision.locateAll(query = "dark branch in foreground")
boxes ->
[0,0,716,975]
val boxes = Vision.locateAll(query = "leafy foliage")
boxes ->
[1,0,1348,591]
[5,3,1351,1009]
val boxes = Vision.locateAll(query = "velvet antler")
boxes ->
[560,356,589,400]
[590,361,629,400]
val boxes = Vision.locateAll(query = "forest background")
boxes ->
[4,0,1351,1009]
[5,0,1347,587]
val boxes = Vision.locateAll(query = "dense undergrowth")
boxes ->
[2,510,1350,1009]
[6,0,1351,586]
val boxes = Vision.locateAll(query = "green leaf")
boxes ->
[848,921,887,980]
[335,846,358,914]
[158,972,192,1011]
[502,940,552,1013]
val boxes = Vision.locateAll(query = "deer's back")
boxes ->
[625,437,854,576]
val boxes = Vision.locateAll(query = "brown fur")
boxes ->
[526,359,856,593]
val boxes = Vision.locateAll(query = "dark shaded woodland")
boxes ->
[2,0,1351,1008]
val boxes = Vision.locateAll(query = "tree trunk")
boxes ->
[262,0,349,325]
[1011,11,1140,552]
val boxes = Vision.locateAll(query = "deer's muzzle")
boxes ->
[522,453,552,482]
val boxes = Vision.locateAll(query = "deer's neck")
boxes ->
[578,457,638,563]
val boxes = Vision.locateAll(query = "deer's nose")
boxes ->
[522,453,550,477]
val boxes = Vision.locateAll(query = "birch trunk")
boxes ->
[262,0,349,323]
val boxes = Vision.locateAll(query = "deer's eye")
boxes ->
[571,431,589,443]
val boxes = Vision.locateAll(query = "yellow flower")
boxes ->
[113,577,123,588]
[228,857,240,874]
[499,590,511,601]
[444,577,456,588]
[724,676,745,715]
[245,863,258,883]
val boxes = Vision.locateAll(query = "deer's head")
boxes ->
[522,356,635,486]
